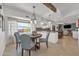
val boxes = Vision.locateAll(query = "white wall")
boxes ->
[0,29,5,56]
[0,5,6,56]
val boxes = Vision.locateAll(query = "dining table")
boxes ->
[30,33,42,50]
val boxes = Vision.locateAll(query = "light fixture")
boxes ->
[32,5,37,24]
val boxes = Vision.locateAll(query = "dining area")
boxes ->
[14,31,50,56]
[1,3,79,56]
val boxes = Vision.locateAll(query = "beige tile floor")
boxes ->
[3,36,79,56]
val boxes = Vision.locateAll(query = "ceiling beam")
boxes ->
[43,3,57,12]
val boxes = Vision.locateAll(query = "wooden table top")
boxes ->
[30,34,42,39]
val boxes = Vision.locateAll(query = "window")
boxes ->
[18,22,32,33]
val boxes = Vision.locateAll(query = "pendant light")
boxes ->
[32,5,37,24]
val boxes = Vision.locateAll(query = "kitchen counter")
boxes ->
[72,31,78,39]
[48,32,58,43]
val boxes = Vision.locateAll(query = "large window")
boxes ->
[18,22,32,33]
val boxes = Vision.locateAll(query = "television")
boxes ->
[64,24,71,28]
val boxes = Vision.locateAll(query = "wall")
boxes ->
[0,29,5,56]
[0,5,6,56]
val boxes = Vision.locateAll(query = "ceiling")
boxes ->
[53,3,79,17]
[2,3,79,24]
[3,3,51,17]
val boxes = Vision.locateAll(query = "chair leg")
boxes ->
[22,48,23,56]
[39,42,40,49]
[16,43,18,50]
[35,46,37,51]
[29,50,31,56]
[46,42,48,48]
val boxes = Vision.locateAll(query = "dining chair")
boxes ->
[14,32,21,50]
[20,34,36,56]
[39,31,50,48]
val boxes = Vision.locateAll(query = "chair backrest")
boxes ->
[40,31,48,38]
[38,31,50,40]
[14,32,21,43]
[20,34,34,47]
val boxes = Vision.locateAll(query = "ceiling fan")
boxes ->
[43,3,57,12]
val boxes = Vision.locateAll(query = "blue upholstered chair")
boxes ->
[20,34,35,56]
[14,32,21,50]
[39,31,50,48]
